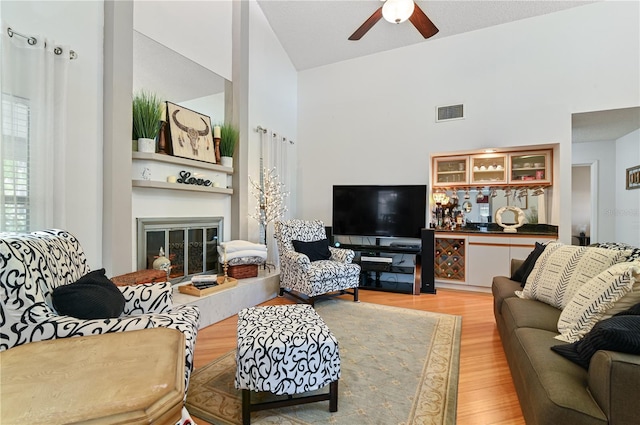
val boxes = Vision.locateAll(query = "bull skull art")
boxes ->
[172,110,210,156]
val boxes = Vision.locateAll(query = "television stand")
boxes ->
[338,242,422,295]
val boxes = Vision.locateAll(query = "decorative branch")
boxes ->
[249,167,289,244]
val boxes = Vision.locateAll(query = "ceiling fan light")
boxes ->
[382,0,415,24]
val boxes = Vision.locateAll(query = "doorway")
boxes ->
[571,163,597,246]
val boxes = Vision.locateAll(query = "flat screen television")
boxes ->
[332,185,427,239]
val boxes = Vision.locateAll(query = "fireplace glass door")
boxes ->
[137,217,223,281]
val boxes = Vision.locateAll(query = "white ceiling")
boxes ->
[572,107,640,144]
[256,0,597,71]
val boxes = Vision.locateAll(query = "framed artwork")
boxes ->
[166,102,215,164]
[626,165,640,190]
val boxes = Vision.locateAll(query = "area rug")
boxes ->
[186,300,462,425]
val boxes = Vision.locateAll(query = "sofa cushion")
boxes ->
[511,242,546,286]
[292,239,331,262]
[492,276,522,319]
[556,261,640,343]
[552,313,640,369]
[511,327,607,424]
[501,297,561,336]
[52,269,126,319]
[516,242,630,309]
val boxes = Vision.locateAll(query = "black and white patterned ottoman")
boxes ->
[235,304,340,424]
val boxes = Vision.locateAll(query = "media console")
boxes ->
[329,230,435,295]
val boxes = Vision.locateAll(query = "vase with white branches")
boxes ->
[249,167,289,248]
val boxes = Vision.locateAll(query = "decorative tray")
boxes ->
[178,277,238,297]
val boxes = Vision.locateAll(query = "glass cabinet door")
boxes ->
[470,154,507,185]
[433,156,469,187]
[509,150,552,185]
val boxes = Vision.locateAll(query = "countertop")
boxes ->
[435,223,558,237]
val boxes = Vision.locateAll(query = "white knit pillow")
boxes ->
[556,261,640,343]
[516,242,630,309]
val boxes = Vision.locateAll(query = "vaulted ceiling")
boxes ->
[256,1,638,142]
[257,0,596,71]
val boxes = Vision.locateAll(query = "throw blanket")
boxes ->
[217,240,267,264]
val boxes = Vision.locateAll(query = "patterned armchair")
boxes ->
[274,219,360,305]
[0,229,200,402]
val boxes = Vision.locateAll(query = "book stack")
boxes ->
[191,274,219,290]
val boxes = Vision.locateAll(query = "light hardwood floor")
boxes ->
[191,289,525,425]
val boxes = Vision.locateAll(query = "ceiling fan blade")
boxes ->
[348,7,383,40]
[409,3,439,39]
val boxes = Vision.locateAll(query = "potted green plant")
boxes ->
[218,122,239,167]
[132,90,163,153]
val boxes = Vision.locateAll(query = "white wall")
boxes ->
[183,93,226,126]
[297,1,640,244]
[615,129,640,245]
[245,0,298,243]
[3,0,104,268]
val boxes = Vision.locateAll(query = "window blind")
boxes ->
[1,96,30,232]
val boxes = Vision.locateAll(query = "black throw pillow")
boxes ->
[614,302,640,317]
[551,307,640,369]
[292,239,331,262]
[52,268,126,319]
[511,242,546,286]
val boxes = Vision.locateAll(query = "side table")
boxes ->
[0,328,185,424]
[111,269,167,286]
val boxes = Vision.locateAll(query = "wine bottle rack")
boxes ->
[435,238,465,281]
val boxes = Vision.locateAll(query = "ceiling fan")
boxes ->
[349,0,439,41]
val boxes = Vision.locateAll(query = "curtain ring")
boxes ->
[7,27,38,45]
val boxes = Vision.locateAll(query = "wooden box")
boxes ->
[178,277,238,297]
[111,269,167,286]
[228,264,259,279]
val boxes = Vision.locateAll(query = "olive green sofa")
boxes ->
[492,260,640,425]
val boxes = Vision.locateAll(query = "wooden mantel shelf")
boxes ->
[132,152,233,174]
[132,151,233,195]
[132,179,233,194]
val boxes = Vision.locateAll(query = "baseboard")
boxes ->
[435,281,492,294]
[173,268,280,328]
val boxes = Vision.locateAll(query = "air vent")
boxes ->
[436,104,464,122]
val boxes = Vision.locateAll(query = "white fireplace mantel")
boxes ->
[132,152,233,194]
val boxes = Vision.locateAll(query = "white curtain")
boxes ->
[264,131,295,218]
[0,22,69,232]
[260,130,296,266]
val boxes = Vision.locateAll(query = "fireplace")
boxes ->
[136,217,223,281]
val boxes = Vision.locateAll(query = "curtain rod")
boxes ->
[7,27,78,60]
[256,125,294,144]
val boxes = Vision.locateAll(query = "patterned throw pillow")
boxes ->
[556,261,640,343]
[590,242,640,262]
[516,242,631,309]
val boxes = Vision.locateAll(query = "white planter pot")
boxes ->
[137,138,156,153]
[221,156,233,167]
